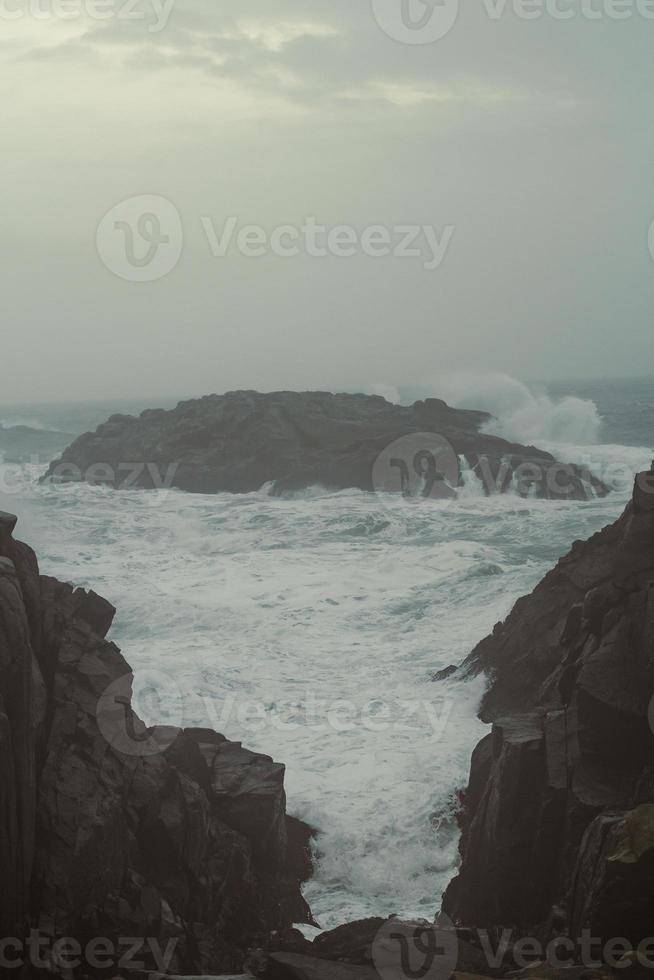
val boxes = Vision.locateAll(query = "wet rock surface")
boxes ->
[0,515,312,977]
[442,470,654,947]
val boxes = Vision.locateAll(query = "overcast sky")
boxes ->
[2,0,654,402]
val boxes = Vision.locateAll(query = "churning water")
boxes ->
[0,376,651,928]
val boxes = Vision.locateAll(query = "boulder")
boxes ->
[569,805,654,943]
[252,917,510,980]
[265,951,378,980]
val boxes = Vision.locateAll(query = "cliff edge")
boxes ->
[0,512,312,977]
[442,468,654,943]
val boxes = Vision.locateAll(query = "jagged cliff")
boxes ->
[0,512,312,977]
[43,390,605,500]
[442,469,654,943]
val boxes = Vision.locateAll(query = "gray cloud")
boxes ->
[1,0,653,401]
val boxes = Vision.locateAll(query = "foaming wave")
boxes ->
[431,373,602,446]
[1,453,633,927]
[366,383,401,405]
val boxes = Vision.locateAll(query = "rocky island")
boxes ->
[43,390,606,500]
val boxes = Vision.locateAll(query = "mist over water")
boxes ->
[0,376,651,928]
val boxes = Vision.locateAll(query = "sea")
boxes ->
[0,374,651,930]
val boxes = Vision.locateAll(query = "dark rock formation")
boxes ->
[43,391,606,500]
[442,470,654,947]
[0,513,312,977]
[249,916,502,980]
[262,952,378,980]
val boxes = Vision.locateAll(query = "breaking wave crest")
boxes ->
[432,372,602,446]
